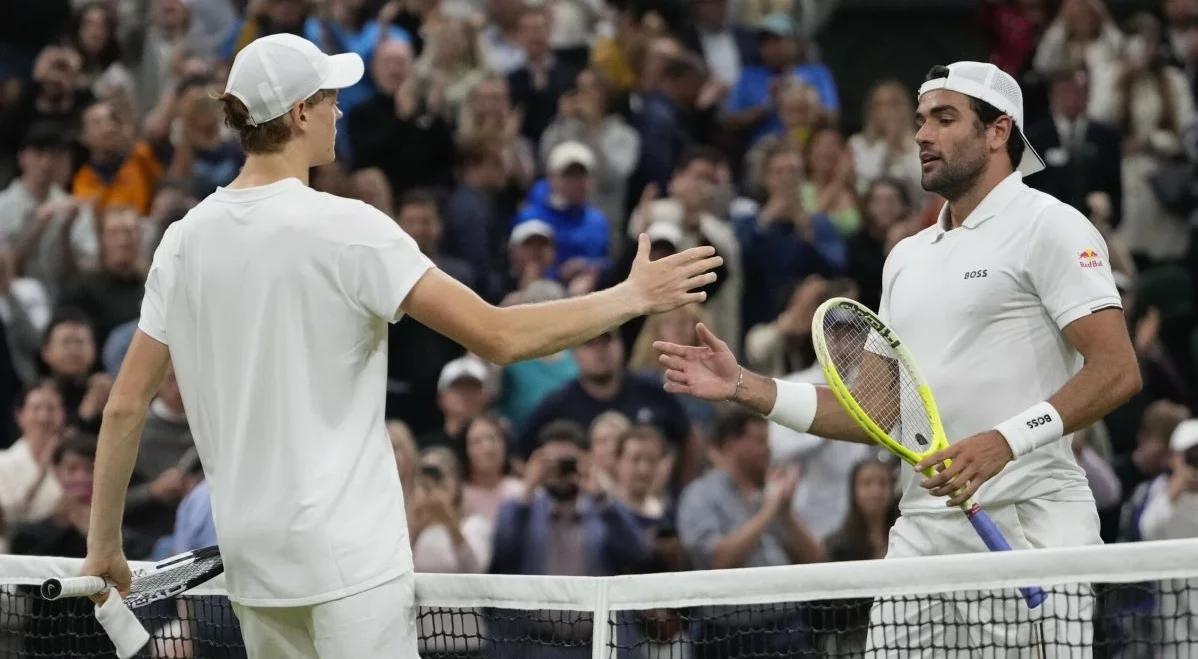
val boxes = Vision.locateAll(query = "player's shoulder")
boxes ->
[1006,182,1091,231]
[300,190,407,244]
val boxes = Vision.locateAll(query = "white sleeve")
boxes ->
[138,223,181,345]
[335,205,434,322]
[1024,205,1122,331]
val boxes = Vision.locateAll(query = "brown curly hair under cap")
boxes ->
[218,89,336,154]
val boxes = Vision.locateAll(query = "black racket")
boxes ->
[41,545,223,608]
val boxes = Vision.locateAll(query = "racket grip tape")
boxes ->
[41,576,108,600]
[965,506,1048,609]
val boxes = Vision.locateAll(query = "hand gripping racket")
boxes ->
[42,545,223,607]
[811,298,1046,608]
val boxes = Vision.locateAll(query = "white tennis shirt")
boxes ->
[880,172,1121,513]
[139,178,433,606]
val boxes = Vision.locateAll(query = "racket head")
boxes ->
[123,546,223,608]
[811,297,949,468]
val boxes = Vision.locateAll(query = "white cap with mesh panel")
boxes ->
[917,61,1046,176]
[224,34,364,127]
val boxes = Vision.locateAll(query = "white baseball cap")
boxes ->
[1171,419,1198,453]
[646,221,683,250]
[225,34,364,127]
[509,219,555,247]
[547,141,596,174]
[917,61,1045,176]
[437,355,491,392]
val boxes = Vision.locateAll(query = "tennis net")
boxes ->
[1,539,1196,658]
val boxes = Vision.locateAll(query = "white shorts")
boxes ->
[230,573,419,659]
[866,499,1101,658]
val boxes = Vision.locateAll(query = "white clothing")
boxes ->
[231,573,419,659]
[769,364,873,539]
[1139,475,1198,541]
[140,177,433,606]
[699,30,742,86]
[880,172,1121,513]
[0,439,62,535]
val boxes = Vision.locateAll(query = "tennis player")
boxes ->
[655,61,1141,655]
[78,34,720,658]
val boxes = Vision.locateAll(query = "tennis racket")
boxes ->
[811,297,1047,608]
[42,545,223,608]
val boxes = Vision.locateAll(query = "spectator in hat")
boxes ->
[724,12,839,145]
[513,141,610,282]
[1139,419,1198,540]
[419,355,495,449]
[0,124,96,300]
[506,219,558,294]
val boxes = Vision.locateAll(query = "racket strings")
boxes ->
[822,313,934,455]
[130,557,222,597]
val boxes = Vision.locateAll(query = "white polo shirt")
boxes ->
[139,177,433,606]
[880,172,1121,513]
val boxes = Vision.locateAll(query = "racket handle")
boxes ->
[964,505,1048,609]
[41,576,108,600]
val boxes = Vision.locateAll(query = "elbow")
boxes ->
[1115,360,1143,404]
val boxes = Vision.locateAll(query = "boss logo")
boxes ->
[963,269,989,279]
[1025,414,1052,429]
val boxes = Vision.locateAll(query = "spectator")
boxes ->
[513,141,610,280]
[1091,12,1196,267]
[1026,67,1122,226]
[123,362,194,541]
[742,80,824,193]
[350,166,395,217]
[456,74,537,192]
[415,15,487,123]
[220,0,311,60]
[519,329,697,489]
[590,0,661,94]
[444,138,509,284]
[540,67,640,243]
[497,279,580,431]
[628,148,742,351]
[490,420,651,576]
[59,205,145,346]
[632,52,709,194]
[479,0,528,75]
[70,2,135,105]
[347,38,456,197]
[410,446,492,574]
[0,247,46,445]
[613,424,687,572]
[846,178,912,312]
[418,355,494,449]
[0,45,92,167]
[303,0,412,116]
[9,434,116,557]
[164,460,214,555]
[130,0,213,119]
[508,6,579,147]
[587,410,631,495]
[504,220,558,295]
[744,274,828,378]
[1138,419,1198,539]
[162,76,243,198]
[1072,424,1124,513]
[456,413,524,526]
[395,189,482,295]
[676,407,823,657]
[680,0,758,87]
[1032,0,1123,78]
[0,381,65,552]
[801,126,860,236]
[848,80,922,204]
[39,309,109,433]
[1120,400,1191,540]
[0,124,95,300]
[73,99,166,216]
[628,304,718,436]
[724,12,838,145]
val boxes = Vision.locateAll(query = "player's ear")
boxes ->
[990,115,1013,154]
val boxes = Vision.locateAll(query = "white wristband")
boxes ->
[993,401,1064,459]
[94,587,150,659]
[766,380,817,433]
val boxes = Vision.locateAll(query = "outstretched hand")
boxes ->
[653,323,741,401]
[625,234,721,315]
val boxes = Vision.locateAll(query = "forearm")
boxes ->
[495,284,641,363]
[87,403,151,552]
[779,513,825,564]
[731,371,872,443]
[709,508,773,570]
[1050,360,1141,435]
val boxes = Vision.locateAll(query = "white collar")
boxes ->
[929,171,1024,243]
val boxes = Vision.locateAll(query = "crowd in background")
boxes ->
[0,0,1197,654]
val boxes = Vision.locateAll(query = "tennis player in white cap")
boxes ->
[78,33,721,658]
[655,61,1141,655]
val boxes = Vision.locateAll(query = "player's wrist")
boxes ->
[766,379,817,433]
[993,401,1064,460]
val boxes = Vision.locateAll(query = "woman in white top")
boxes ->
[456,414,523,526]
[0,381,66,552]
[847,80,922,205]
[1033,0,1123,77]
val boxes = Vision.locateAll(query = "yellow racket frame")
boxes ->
[811,297,948,479]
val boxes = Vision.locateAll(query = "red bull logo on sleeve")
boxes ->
[1078,248,1104,269]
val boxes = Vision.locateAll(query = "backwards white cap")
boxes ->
[918,61,1046,176]
[225,34,364,127]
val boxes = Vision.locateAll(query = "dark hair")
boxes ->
[864,177,912,211]
[397,188,440,216]
[454,413,513,479]
[457,137,504,169]
[661,53,707,82]
[219,89,336,154]
[828,458,900,561]
[615,424,667,458]
[712,406,764,449]
[53,433,97,465]
[675,145,724,174]
[72,2,122,69]
[536,419,588,450]
[923,65,1025,172]
[19,123,69,152]
[41,308,95,351]
[13,380,61,415]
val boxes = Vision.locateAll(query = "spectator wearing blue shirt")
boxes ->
[725,13,839,146]
[302,1,411,116]
[512,141,610,280]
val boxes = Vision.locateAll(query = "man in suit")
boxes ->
[679,0,759,87]
[1026,68,1122,225]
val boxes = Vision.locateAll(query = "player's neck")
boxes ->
[944,163,1012,229]
[229,148,312,189]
